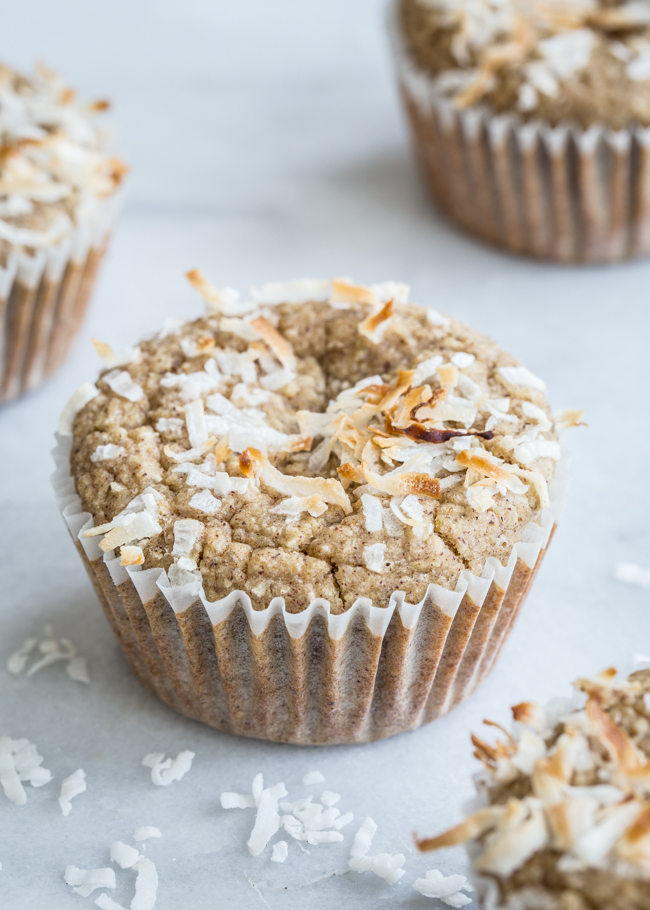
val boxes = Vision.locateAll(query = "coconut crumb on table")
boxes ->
[66,274,574,616]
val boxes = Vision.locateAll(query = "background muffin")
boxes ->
[53,274,570,744]
[0,62,125,404]
[391,0,650,262]
[417,663,650,909]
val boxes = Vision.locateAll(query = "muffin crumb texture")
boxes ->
[69,275,566,614]
[418,666,650,909]
[401,0,650,128]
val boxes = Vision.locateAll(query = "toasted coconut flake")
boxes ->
[186,269,253,316]
[455,449,528,495]
[555,408,587,430]
[377,370,414,412]
[338,461,365,485]
[240,448,351,513]
[330,278,378,308]
[412,354,444,388]
[249,315,296,371]
[417,806,505,852]
[358,298,394,343]
[120,545,144,567]
[508,464,550,508]
[394,422,494,445]
[361,441,441,499]
[437,363,459,393]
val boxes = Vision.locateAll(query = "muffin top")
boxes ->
[62,274,571,615]
[0,62,125,266]
[417,666,650,909]
[399,0,650,129]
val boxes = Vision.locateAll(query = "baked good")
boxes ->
[391,0,650,262]
[417,665,650,909]
[53,274,570,744]
[0,62,125,403]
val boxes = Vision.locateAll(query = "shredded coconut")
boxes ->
[302,771,325,786]
[90,444,126,463]
[133,827,162,842]
[363,543,386,574]
[110,841,141,869]
[271,841,289,863]
[348,817,406,884]
[103,369,144,402]
[413,869,475,906]
[498,365,546,391]
[64,865,116,898]
[142,751,195,786]
[59,769,86,817]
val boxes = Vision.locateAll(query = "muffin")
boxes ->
[391,0,650,262]
[417,666,650,909]
[52,274,572,745]
[0,62,126,404]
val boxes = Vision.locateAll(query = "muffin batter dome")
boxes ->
[67,275,568,615]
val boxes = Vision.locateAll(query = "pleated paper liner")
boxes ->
[390,3,650,264]
[52,434,567,745]
[0,195,121,405]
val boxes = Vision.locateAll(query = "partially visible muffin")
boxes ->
[55,274,570,743]
[417,666,650,909]
[0,62,126,403]
[392,0,650,261]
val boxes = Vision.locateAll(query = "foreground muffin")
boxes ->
[0,62,125,404]
[392,0,650,262]
[52,274,570,744]
[417,666,650,908]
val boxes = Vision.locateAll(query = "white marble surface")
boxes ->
[2,1,650,907]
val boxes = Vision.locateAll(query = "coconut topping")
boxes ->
[401,0,650,126]
[0,62,125,262]
[68,274,576,613]
[417,666,650,905]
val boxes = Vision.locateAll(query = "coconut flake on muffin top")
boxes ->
[62,274,577,614]
[0,61,126,264]
[417,665,650,908]
[399,0,650,128]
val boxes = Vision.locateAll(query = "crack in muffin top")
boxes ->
[65,274,576,614]
[400,0,650,129]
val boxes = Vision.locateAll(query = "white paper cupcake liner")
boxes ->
[390,2,650,263]
[0,194,121,405]
[51,435,568,745]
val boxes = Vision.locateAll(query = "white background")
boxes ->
[1,1,650,907]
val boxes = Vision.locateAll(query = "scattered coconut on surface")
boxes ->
[142,751,195,786]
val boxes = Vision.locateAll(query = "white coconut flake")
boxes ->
[184,400,208,449]
[189,489,221,515]
[321,791,341,807]
[413,869,475,906]
[363,543,386,574]
[103,369,144,402]
[110,841,141,869]
[302,771,325,786]
[0,736,52,805]
[59,769,86,817]
[498,365,546,391]
[90,444,126,463]
[142,751,195,786]
[450,352,475,369]
[426,309,451,327]
[514,440,561,465]
[350,817,377,859]
[131,857,158,910]
[614,562,650,588]
[95,895,128,910]
[64,865,116,898]
[271,840,289,863]
[247,783,288,856]
[411,354,443,388]
[221,791,256,809]
[6,638,38,675]
[133,827,162,842]
[171,519,203,559]
[361,494,383,533]
[333,812,354,830]
[58,382,99,435]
